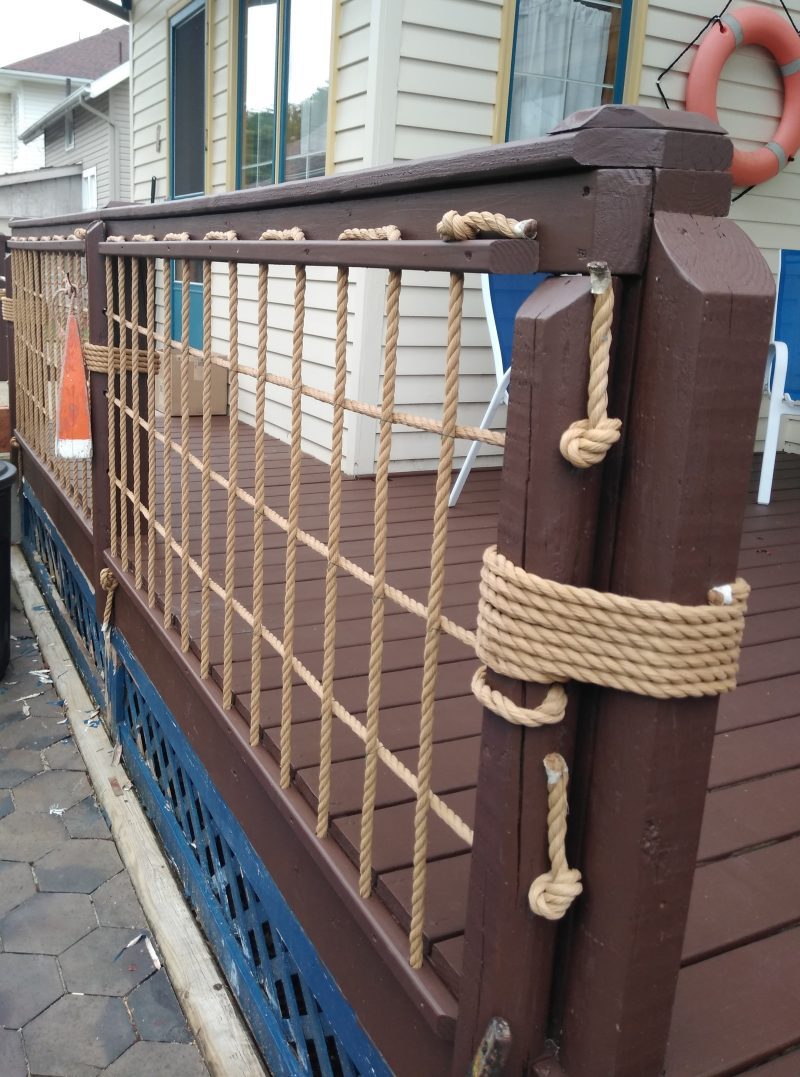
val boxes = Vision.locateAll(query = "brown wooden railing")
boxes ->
[2,106,777,1077]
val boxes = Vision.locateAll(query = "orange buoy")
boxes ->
[686,7,800,187]
[55,309,92,460]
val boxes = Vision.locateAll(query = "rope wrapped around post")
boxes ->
[559,261,622,468]
[528,754,583,920]
[437,210,537,241]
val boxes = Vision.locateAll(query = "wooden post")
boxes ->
[555,213,774,1077]
[85,222,112,622]
[452,276,624,1074]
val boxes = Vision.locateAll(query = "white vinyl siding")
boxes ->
[638,0,800,450]
[332,0,371,171]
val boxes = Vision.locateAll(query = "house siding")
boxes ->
[637,0,800,449]
[43,87,130,207]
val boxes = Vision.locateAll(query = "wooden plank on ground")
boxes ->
[666,928,800,1076]
[683,835,800,963]
[698,768,800,862]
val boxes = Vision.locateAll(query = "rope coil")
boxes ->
[476,546,749,708]
[528,754,583,920]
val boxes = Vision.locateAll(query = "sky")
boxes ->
[0,1,125,70]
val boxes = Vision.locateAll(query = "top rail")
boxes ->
[94,238,540,273]
[7,240,86,253]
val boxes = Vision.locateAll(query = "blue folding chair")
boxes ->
[758,250,800,504]
[449,272,547,507]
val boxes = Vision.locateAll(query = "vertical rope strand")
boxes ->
[67,251,80,507]
[279,265,306,788]
[76,250,91,517]
[161,257,174,630]
[316,266,350,838]
[117,260,129,571]
[179,258,192,652]
[130,257,143,589]
[105,256,118,559]
[31,251,46,462]
[146,257,157,607]
[200,258,213,677]
[358,268,402,893]
[223,261,240,708]
[250,264,268,747]
[408,271,464,968]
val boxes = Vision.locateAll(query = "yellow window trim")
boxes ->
[166,0,212,198]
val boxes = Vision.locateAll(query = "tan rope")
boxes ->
[179,257,191,652]
[560,262,622,469]
[528,754,583,920]
[130,257,143,589]
[1,297,14,321]
[100,567,118,633]
[472,666,568,726]
[105,256,118,559]
[161,255,175,631]
[476,546,750,709]
[260,228,305,241]
[437,210,537,241]
[358,266,402,890]
[338,226,401,241]
[279,263,306,787]
[316,264,349,839]
[145,258,157,608]
[409,270,464,969]
[204,230,238,241]
[250,264,269,748]
[117,260,129,571]
[199,256,213,678]
[84,343,160,374]
[223,259,239,709]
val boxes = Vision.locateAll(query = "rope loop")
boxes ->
[204,230,238,241]
[436,209,537,241]
[560,262,621,468]
[528,754,583,920]
[260,228,306,241]
[338,225,401,241]
[472,665,567,727]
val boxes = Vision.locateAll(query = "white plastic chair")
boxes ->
[449,272,546,508]
[757,249,800,505]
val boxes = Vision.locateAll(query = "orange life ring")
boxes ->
[686,7,800,187]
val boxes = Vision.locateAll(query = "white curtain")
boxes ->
[508,0,613,141]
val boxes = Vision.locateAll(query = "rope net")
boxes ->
[101,236,504,969]
[10,245,93,522]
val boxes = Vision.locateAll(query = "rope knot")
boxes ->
[528,753,583,921]
[436,209,537,241]
[100,568,118,594]
[559,415,622,468]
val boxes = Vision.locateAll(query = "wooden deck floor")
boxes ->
[139,423,800,1073]
[666,453,800,1076]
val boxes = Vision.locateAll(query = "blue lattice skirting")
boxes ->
[19,483,391,1077]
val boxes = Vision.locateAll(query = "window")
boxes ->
[81,167,97,210]
[238,0,332,188]
[506,0,632,141]
[64,109,75,151]
[170,0,206,198]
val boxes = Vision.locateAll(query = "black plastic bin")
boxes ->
[0,462,17,679]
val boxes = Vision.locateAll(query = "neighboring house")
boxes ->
[0,27,129,228]
[94,0,796,468]
[20,61,131,211]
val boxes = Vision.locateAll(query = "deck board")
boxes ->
[666,453,800,1075]
[127,423,800,1073]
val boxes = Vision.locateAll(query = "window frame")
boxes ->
[81,166,97,210]
[235,0,332,190]
[169,0,207,201]
[64,109,75,151]
[504,0,634,142]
